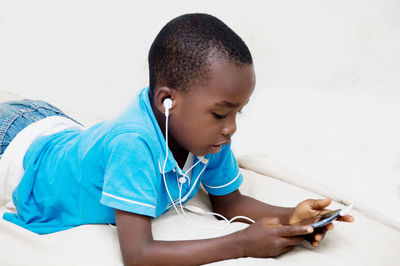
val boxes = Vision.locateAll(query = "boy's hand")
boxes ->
[239,217,313,258]
[289,198,332,225]
[288,198,354,247]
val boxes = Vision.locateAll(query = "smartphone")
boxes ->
[309,209,342,228]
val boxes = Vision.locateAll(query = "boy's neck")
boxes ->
[149,92,189,169]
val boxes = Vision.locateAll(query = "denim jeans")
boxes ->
[0,99,79,160]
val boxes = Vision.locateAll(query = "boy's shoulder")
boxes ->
[102,87,153,135]
[100,87,163,156]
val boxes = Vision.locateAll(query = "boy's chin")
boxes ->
[191,148,210,157]
[192,145,221,156]
[192,151,208,157]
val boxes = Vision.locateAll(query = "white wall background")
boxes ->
[1,1,399,221]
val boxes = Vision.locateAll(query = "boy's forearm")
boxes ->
[211,191,294,225]
[235,195,294,225]
[126,231,245,266]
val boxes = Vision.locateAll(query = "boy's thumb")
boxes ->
[316,198,331,208]
[309,198,331,210]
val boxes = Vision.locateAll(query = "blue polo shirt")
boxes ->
[3,87,243,234]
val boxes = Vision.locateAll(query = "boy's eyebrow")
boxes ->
[215,100,249,108]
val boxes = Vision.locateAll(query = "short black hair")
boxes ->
[148,13,253,95]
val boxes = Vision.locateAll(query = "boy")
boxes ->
[0,13,353,265]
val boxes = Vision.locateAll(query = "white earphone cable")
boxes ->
[162,99,255,232]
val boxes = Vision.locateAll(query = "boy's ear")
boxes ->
[154,86,177,116]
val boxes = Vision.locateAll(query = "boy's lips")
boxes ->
[216,140,230,146]
[209,141,230,154]
[210,144,222,154]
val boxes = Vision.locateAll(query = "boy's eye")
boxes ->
[213,112,227,119]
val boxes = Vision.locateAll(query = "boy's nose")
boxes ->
[221,118,237,136]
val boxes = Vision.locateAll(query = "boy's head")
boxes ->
[148,13,253,94]
[149,13,255,156]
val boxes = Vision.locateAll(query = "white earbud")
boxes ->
[163,98,173,117]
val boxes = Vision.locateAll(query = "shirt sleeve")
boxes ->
[100,132,158,217]
[201,143,243,196]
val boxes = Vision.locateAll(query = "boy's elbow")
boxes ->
[123,254,150,266]
[122,250,148,266]
[121,252,138,266]
[121,243,158,266]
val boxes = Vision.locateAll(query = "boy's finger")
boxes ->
[314,233,323,241]
[326,223,334,230]
[278,225,313,236]
[337,214,354,222]
[312,198,331,210]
